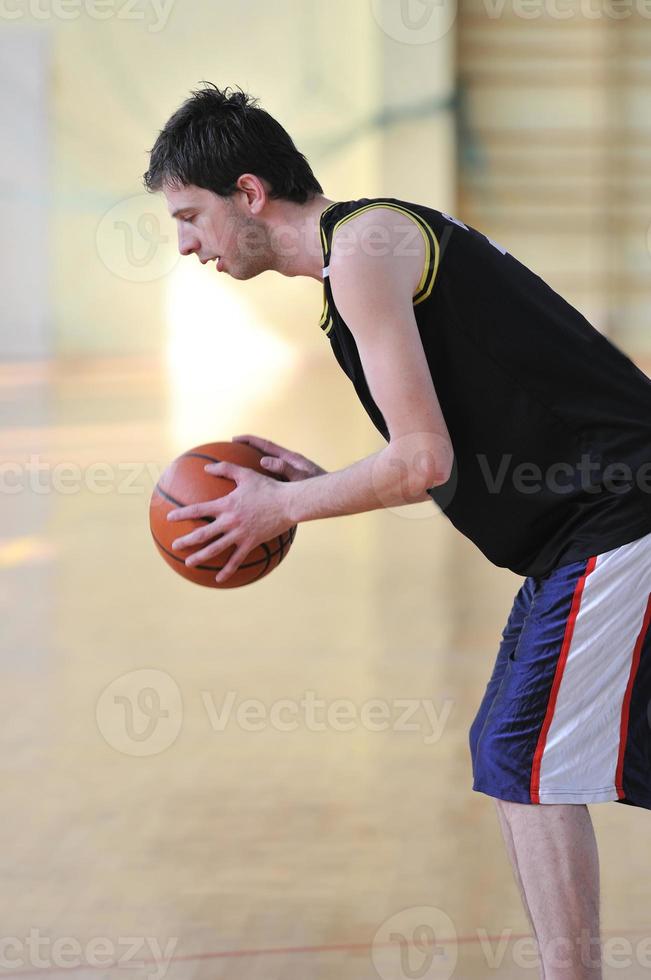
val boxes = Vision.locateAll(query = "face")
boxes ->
[163,180,275,280]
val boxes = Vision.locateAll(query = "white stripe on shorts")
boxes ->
[536,529,651,804]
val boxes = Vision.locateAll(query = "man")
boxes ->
[144,83,651,979]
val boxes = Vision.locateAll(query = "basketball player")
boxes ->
[144,84,651,979]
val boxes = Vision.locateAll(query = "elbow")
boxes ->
[421,441,454,491]
[386,435,454,496]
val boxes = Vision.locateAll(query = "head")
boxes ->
[143,83,324,279]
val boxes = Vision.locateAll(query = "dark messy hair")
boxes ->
[143,82,323,204]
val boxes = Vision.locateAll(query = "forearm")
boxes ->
[284,445,436,523]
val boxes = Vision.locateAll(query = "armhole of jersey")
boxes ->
[319,221,333,334]
[326,202,440,308]
[319,289,329,330]
[319,281,334,336]
[319,285,334,336]
[410,211,440,305]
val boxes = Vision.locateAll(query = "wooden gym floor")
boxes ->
[1,350,650,979]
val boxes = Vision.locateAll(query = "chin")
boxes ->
[235,265,266,281]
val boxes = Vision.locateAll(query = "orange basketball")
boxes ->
[149,441,297,589]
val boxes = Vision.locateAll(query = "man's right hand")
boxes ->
[231,434,328,482]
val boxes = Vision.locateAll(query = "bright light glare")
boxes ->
[0,536,54,568]
[165,260,298,451]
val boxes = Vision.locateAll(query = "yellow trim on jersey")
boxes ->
[319,203,338,260]
[318,204,339,330]
[327,202,440,306]
[323,315,334,336]
[319,287,328,327]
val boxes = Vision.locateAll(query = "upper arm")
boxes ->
[328,208,453,486]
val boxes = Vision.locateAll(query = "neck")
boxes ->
[265,194,336,281]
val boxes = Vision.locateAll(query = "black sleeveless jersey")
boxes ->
[318,197,651,578]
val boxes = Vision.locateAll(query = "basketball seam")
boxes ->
[153,483,215,522]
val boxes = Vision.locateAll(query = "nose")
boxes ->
[178,227,200,257]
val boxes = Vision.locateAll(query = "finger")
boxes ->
[185,531,237,567]
[171,520,222,551]
[231,434,268,447]
[214,542,250,583]
[204,460,245,480]
[167,501,219,521]
[232,434,292,457]
[258,456,292,481]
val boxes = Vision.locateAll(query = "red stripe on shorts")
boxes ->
[529,555,598,803]
[615,592,651,799]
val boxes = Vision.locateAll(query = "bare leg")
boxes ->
[494,799,602,979]
[493,799,546,978]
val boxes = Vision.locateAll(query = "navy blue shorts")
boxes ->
[470,529,651,808]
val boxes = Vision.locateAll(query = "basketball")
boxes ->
[149,441,297,589]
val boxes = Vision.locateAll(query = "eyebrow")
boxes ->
[170,207,195,218]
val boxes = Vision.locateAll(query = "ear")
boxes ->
[235,173,268,215]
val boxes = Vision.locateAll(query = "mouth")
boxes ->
[200,255,224,270]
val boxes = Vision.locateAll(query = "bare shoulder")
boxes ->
[329,206,426,300]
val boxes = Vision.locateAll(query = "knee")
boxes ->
[494,797,524,817]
